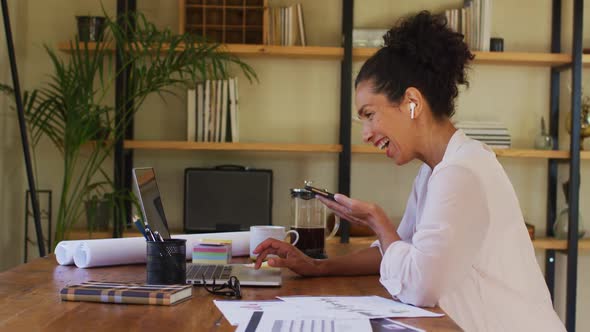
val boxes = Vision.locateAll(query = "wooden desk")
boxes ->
[0,238,460,331]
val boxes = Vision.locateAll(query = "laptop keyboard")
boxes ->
[187,264,233,281]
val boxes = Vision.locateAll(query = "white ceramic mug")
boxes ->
[249,225,299,260]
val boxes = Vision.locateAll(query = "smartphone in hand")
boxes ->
[304,184,336,201]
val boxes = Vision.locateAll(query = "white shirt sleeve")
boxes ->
[377,165,490,307]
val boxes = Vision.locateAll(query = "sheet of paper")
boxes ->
[214,300,296,326]
[235,311,372,332]
[277,296,444,319]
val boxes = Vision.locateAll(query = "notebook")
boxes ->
[131,167,282,287]
[60,281,192,305]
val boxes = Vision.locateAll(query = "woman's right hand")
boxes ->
[253,238,323,277]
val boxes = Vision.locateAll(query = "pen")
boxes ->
[144,225,156,242]
[133,219,148,240]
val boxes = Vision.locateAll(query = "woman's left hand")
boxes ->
[317,194,401,249]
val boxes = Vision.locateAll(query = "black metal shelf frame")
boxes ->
[545,1,584,331]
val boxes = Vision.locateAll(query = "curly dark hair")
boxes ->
[355,11,474,119]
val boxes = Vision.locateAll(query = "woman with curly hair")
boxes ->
[253,11,565,331]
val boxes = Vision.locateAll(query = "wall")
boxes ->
[0,0,588,330]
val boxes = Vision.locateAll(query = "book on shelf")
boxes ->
[444,0,492,51]
[215,80,223,142]
[266,3,306,46]
[186,88,196,141]
[60,281,193,306]
[229,77,239,142]
[209,80,217,142]
[204,80,211,142]
[186,78,240,143]
[197,83,204,141]
[221,80,229,142]
[455,120,511,148]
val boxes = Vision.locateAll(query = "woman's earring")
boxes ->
[410,102,416,119]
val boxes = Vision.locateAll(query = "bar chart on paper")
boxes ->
[235,311,372,332]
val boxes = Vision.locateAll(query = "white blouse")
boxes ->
[372,130,565,332]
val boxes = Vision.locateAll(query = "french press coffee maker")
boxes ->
[290,181,339,259]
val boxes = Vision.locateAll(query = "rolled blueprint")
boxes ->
[58,232,250,268]
[55,240,83,265]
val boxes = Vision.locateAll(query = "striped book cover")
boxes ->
[60,281,192,306]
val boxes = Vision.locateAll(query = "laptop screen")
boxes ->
[132,167,171,239]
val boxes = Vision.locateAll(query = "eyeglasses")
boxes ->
[202,275,242,299]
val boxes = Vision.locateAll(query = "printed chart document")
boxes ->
[214,300,293,326]
[215,296,442,328]
[235,311,372,332]
[277,296,444,319]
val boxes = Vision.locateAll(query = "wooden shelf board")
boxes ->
[185,5,264,10]
[352,145,573,159]
[124,140,342,153]
[58,42,572,64]
[58,41,114,52]
[65,230,143,240]
[493,148,570,159]
[186,24,264,30]
[353,48,571,66]
[583,54,590,66]
[220,44,343,59]
[58,42,343,59]
[533,237,590,250]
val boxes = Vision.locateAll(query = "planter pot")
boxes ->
[85,198,111,232]
[76,16,106,42]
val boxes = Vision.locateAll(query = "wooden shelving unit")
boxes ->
[58,42,575,64]
[124,140,342,153]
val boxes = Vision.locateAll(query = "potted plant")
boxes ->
[1,11,256,245]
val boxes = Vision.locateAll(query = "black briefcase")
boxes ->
[183,165,273,233]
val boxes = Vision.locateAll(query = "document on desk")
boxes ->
[277,296,444,319]
[215,296,442,328]
[214,300,297,326]
[215,299,371,326]
[235,311,372,332]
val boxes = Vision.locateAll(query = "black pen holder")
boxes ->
[146,239,187,285]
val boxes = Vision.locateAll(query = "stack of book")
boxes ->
[455,121,511,149]
[444,0,492,51]
[186,78,240,143]
[266,3,306,46]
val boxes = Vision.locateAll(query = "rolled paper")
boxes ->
[55,241,83,265]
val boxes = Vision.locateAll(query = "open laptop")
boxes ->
[132,167,282,286]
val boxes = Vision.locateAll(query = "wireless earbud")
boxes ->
[409,102,416,119]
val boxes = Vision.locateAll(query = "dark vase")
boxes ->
[85,198,111,232]
[76,16,106,42]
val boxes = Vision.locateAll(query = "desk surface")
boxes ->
[0,237,460,331]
